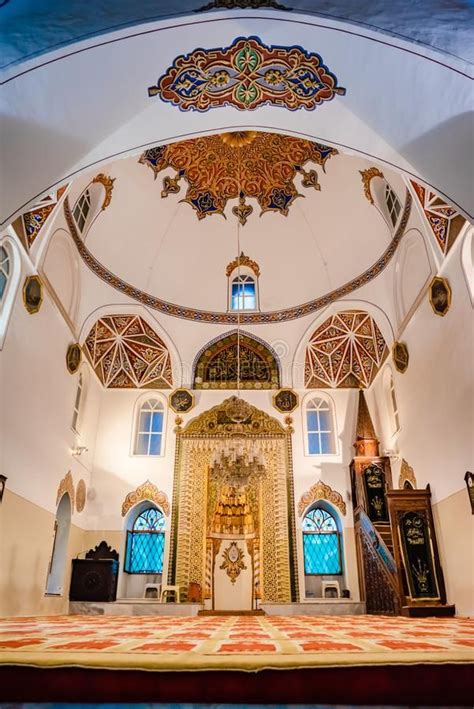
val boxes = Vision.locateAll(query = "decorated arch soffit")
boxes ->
[148,36,345,112]
[298,480,346,517]
[56,471,75,508]
[410,181,466,256]
[193,331,280,389]
[305,310,388,388]
[181,395,286,437]
[139,132,338,225]
[65,190,411,325]
[121,480,170,517]
[83,315,173,389]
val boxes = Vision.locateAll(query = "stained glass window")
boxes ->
[303,507,342,575]
[306,397,335,454]
[0,244,11,305]
[134,399,164,455]
[125,507,165,574]
[231,275,256,310]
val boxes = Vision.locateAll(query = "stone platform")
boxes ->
[69,600,203,616]
[261,600,365,615]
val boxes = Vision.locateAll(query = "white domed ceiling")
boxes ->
[65,130,409,323]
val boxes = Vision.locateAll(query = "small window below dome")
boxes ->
[305,396,336,455]
[385,184,402,227]
[231,274,257,311]
[73,189,92,233]
[133,398,164,456]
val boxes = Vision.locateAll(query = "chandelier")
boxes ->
[209,438,266,490]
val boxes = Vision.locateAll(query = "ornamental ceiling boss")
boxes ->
[140,132,338,224]
[148,36,346,112]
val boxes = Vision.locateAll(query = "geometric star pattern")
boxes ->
[84,315,173,389]
[410,181,466,256]
[305,311,388,388]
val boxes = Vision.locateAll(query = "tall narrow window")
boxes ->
[231,274,256,310]
[306,396,335,454]
[71,373,83,433]
[385,184,401,227]
[73,189,92,233]
[124,507,165,574]
[303,506,342,575]
[134,399,164,455]
[389,374,400,433]
[0,244,11,307]
[45,493,72,594]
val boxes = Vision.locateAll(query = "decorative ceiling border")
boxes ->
[298,480,346,516]
[65,189,411,325]
[121,480,170,517]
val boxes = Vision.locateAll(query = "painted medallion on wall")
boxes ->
[169,388,195,413]
[23,275,43,314]
[149,36,346,112]
[66,343,82,374]
[392,341,409,373]
[273,388,299,413]
[220,541,247,584]
[429,276,451,316]
[139,132,337,225]
[76,479,86,513]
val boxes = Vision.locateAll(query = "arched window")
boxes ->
[71,373,84,433]
[231,274,257,310]
[302,506,342,575]
[385,183,402,227]
[305,396,336,454]
[0,243,11,307]
[45,493,72,594]
[124,507,165,574]
[134,399,164,455]
[73,189,92,233]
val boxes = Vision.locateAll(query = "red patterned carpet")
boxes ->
[0,614,473,703]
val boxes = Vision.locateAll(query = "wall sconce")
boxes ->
[0,475,7,504]
[71,446,88,456]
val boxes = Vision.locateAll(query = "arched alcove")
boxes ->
[45,493,72,595]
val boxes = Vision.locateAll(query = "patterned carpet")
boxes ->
[0,614,473,671]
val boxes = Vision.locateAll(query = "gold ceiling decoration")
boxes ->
[139,131,338,225]
[92,173,115,211]
[360,167,384,204]
[298,480,346,517]
[121,480,170,517]
[226,251,260,277]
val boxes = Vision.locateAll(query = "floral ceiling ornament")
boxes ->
[226,251,260,277]
[139,131,338,224]
[410,181,466,255]
[298,480,346,517]
[56,471,75,508]
[84,315,173,389]
[305,310,388,388]
[360,167,384,204]
[148,36,345,112]
[121,480,170,517]
[92,173,116,211]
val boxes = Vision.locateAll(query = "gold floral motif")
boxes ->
[220,542,247,584]
[76,479,86,513]
[121,480,170,516]
[92,173,115,210]
[298,480,346,517]
[226,251,261,278]
[56,471,75,508]
[182,396,286,436]
[360,167,384,204]
[399,459,417,489]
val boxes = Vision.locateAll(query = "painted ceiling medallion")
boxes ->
[392,341,409,373]
[84,315,173,388]
[139,132,338,225]
[148,36,346,112]
[305,310,388,388]
[410,181,466,255]
[219,541,247,584]
[429,276,452,317]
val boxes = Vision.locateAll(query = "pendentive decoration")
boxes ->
[66,343,82,374]
[23,275,43,314]
[360,167,384,204]
[84,315,173,388]
[18,186,67,249]
[139,132,337,225]
[392,341,409,373]
[305,310,388,388]
[411,181,466,256]
[56,471,75,508]
[121,480,170,517]
[219,542,247,583]
[429,276,452,317]
[91,174,115,210]
[169,388,195,413]
[273,389,299,413]
[226,251,260,277]
[75,479,86,513]
[399,459,417,490]
[298,480,346,517]
[149,36,346,112]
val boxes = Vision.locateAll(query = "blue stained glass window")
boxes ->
[124,507,165,574]
[231,275,256,310]
[303,507,342,575]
